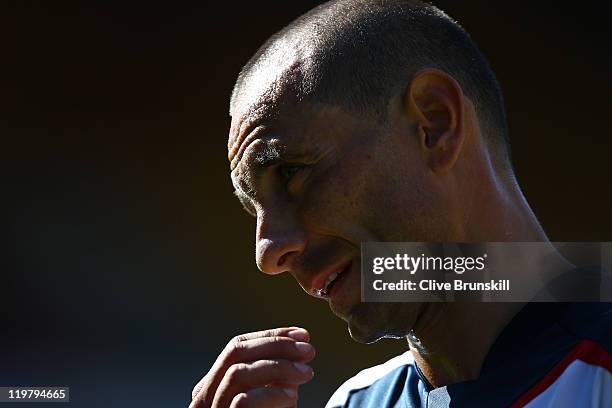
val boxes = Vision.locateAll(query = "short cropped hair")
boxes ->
[231,0,511,165]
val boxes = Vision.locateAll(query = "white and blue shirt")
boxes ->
[326,302,612,407]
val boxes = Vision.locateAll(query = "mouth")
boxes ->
[311,259,353,300]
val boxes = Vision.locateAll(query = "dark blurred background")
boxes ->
[2,1,611,407]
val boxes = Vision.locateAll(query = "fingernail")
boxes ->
[287,329,309,342]
[282,387,296,398]
[293,362,312,373]
[294,341,313,354]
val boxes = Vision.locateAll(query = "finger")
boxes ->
[231,327,310,343]
[265,383,298,400]
[266,382,300,402]
[190,384,298,408]
[268,384,298,408]
[192,334,314,406]
[229,387,297,408]
[212,359,313,408]
[225,336,316,365]
[192,327,309,399]
[266,382,298,389]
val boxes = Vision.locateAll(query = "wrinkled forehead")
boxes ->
[228,43,312,162]
[228,84,307,170]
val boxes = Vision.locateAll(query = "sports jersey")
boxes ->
[326,302,612,407]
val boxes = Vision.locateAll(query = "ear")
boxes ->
[403,69,466,172]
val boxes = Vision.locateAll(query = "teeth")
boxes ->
[323,269,343,294]
[325,272,338,290]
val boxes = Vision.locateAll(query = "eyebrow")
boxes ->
[247,143,308,183]
[253,144,284,168]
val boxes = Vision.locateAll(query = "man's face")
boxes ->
[229,96,451,343]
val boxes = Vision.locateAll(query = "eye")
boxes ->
[279,164,302,182]
[278,164,310,194]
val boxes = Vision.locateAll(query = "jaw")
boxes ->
[344,302,425,344]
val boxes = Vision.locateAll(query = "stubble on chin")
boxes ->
[345,302,422,344]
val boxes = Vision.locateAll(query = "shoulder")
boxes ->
[325,351,415,408]
[559,302,612,351]
[511,303,612,407]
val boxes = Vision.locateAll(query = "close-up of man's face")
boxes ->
[5,0,611,407]
[228,84,462,343]
[223,0,523,351]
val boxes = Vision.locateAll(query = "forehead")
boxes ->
[228,97,335,170]
[228,56,306,160]
[227,102,372,194]
[228,85,303,164]
[227,103,328,207]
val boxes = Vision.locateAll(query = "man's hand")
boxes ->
[189,327,316,408]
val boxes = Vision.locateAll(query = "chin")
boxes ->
[345,302,419,344]
[349,331,381,344]
[347,321,386,344]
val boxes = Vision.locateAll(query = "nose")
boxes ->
[255,209,307,275]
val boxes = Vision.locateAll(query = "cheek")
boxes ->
[364,171,436,240]
[298,152,373,236]
[347,152,439,241]
[296,145,404,238]
[360,143,450,241]
[298,138,446,242]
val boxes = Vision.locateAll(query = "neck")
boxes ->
[407,156,567,387]
[409,302,524,387]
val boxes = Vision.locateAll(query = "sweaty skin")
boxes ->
[190,66,568,407]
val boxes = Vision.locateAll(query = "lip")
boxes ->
[309,258,353,299]
[326,259,353,300]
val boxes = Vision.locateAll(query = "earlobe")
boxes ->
[403,69,466,172]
